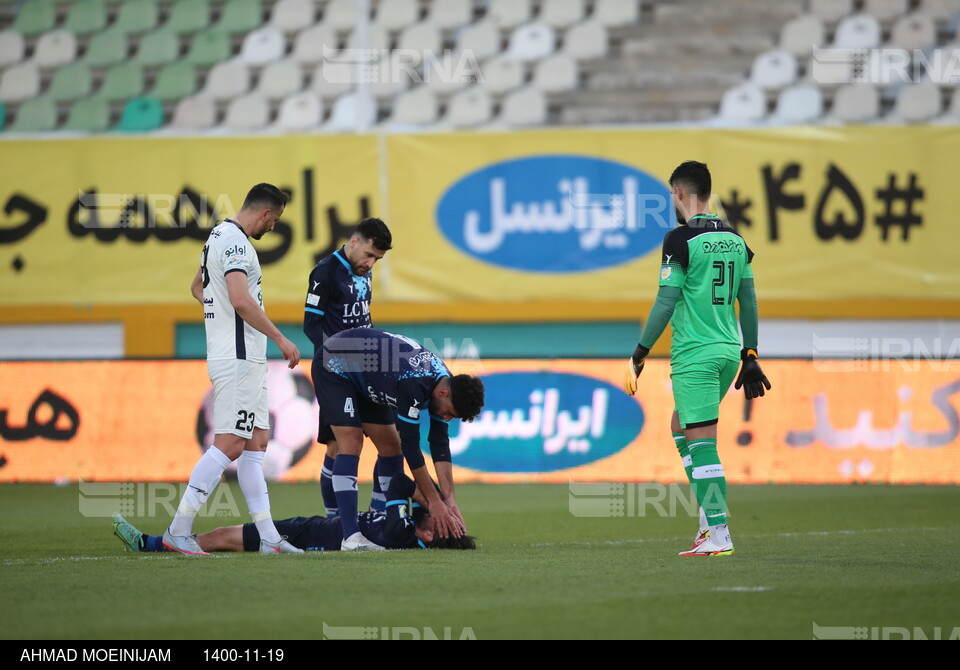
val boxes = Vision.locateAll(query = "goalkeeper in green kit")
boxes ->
[623,161,771,557]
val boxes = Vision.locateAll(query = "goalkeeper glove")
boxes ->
[734,348,772,399]
[622,344,649,396]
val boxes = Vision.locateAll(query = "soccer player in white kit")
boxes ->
[163,183,303,556]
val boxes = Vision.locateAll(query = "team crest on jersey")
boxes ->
[661,266,672,280]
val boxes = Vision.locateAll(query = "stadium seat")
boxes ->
[345,23,389,51]
[834,14,883,49]
[165,0,211,34]
[456,20,501,62]
[808,50,855,86]
[309,63,353,99]
[486,0,531,29]
[63,96,110,132]
[275,91,323,130]
[112,0,160,35]
[917,0,960,21]
[202,61,251,100]
[779,15,826,56]
[292,25,339,65]
[116,96,164,132]
[498,86,547,126]
[323,0,365,33]
[0,29,25,68]
[169,95,217,130]
[237,27,286,65]
[387,86,438,126]
[367,55,412,99]
[64,0,108,37]
[809,0,853,24]
[46,62,93,102]
[133,29,181,67]
[269,0,315,33]
[184,29,230,67]
[889,82,942,121]
[150,62,198,102]
[0,101,6,131]
[0,62,41,103]
[540,0,586,29]
[863,0,909,23]
[506,23,557,61]
[443,86,493,128]
[427,0,473,30]
[97,62,145,101]
[375,0,419,31]
[533,53,578,92]
[593,0,640,28]
[216,0,265,35]
[82,31,128,68]
[9,95,57,132]
[324,90,377,131]
[223,92,270,130]
[479,56,525,94]
[750,49,798,90]
[398,22,441,54]
[562,20,608,60]
[889,13,937,51]
[717,83,766,123]
[33,30,78,69]
[771,84,824,123]
[12,0,56,37]
[828,84,881,122]
[255,59,304,100]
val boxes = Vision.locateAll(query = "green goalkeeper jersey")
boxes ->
[658,215,754,362]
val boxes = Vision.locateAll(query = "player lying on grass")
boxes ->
[112,474,476,554]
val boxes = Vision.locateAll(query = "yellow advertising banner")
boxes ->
[1,359,958,485]
[0,135,379,306]
[383,127,960,302]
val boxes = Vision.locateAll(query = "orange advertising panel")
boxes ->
[1,360,958,484]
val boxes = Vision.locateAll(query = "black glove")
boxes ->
[622,344,649,396]
[735,348,772,399]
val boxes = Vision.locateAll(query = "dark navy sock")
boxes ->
[321,455,338,517]
[144,535,167,552]
[369,459,385,511]
[332,454,361,539]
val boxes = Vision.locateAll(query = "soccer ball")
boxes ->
[195,362,318,480]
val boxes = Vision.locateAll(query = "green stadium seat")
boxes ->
[132,29,180,66]
[46,62,93,102]
[112,0,159,35]
[63,96,110,132]
[216,0,264,34]
[0,102,6,131]
[64,0,108,36]
[12,0,56,37]
[165,0,211,34]
[9,96,57,132]
[82,31,128,67]
[183,28,231,66]
[96,63,145,101]
[115,96,164,131]
[150,62,197,101]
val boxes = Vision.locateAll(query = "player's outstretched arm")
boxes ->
[226,272,301,368]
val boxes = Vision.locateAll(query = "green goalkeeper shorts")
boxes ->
[670,350,740,428]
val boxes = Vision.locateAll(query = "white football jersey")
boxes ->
[200,220,267,362]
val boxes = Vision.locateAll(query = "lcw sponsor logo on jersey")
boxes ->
[436,155,671,273]
[448,372,643,473]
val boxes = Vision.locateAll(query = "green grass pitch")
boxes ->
[2,483,959,640]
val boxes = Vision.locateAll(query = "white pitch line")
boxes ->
[712,586,773,592]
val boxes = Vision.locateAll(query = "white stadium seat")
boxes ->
[863,0,909,23]
[444,86,493,128]
[506,22,556,61]
[889,82,942,122]
[202,61,251,100]
[479,56,525,94]
[324,90,377,131]
[387,86,439,127]
[238,27,286,65]
[771,84,824,123]
[563,20,608,60]
[375,0,419,31]
[292,24,340,65]
[779,15,826,56]
[717,83,766,123]
[170,95,217,130]
[456,20,501,62]
[750,49,798,90]
[810,0,854,24]
[398,22,441,54]
[345,22,389,51]
[889,13,937,51]
[829,84,881,122]
[0,62,41,103]
[33,30,78,69]
[427,0,472,30]
[269,0,316,33]
[498,86,547,126]
[539,0,586,29]
[223,93,271,130]
[593,0,640,28]
[256,59,304,100]
[310,63,354,99]
[486,0,531,29]
[323,0,365,32]
[533,53,578,92]
[917,0,960,21]
[833,14,882,49]
[275,91,323,130]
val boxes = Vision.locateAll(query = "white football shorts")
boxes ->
[207,359,270,439]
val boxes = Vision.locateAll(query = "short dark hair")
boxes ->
[450,374,484,422]
[354,217,392,251]
[669,161,711,199]
[428,534,477,550]
[241,183,288,212]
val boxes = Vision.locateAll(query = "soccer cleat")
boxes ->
[678,537,734,557]
[112,512,143,553]
[688,529,710,551]
[341,531,385,552]
[260,537,304,554]
[162,527,210,556]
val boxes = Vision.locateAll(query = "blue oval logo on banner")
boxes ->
[436,155,673,273]
[446,371,644,473]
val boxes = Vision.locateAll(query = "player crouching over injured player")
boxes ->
[112,474,476,553]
